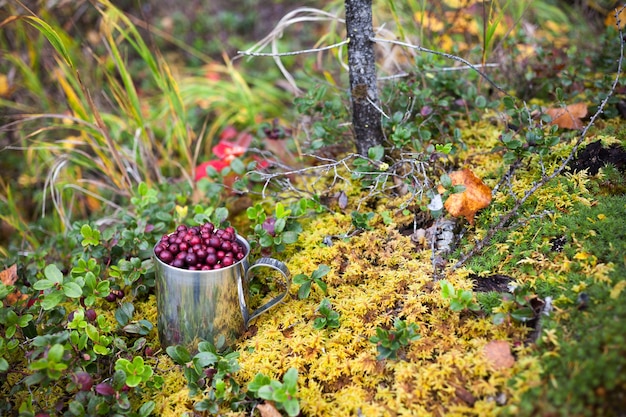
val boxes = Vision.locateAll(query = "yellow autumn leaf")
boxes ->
[414,11,445,32]
[610,281,626,299]
[574,251,592,260]
[0,74,9,97]
[597,214,606,220]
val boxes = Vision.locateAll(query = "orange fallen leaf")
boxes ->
[483,340,515,370]
[256,402,282,417]
[441,169,492,225]
[545,102,588,130]
[1,264,27,305]
[0,264,18,286]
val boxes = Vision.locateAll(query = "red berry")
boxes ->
[85,309,97,322]
[185,252,198,265]
[206,254,217,266]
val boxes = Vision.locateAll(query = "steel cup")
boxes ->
[154,235,290,351]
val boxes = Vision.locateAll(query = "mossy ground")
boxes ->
[144,121,626,416]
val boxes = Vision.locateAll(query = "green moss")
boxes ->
[509,194,626,417]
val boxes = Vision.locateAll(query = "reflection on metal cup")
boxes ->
[154,235,290,352]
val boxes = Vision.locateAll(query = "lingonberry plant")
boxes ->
[312,299,341,330]
[247,368,300,417]
[370,318,421,360]
[166,339,246,414]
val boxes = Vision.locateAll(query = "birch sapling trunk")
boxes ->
[345,0,384,156]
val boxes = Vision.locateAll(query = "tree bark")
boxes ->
[345,0,383,156]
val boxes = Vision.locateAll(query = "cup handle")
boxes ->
[242,257,291,326]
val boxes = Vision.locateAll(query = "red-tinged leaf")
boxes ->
[219,126,238,141]
[195,160,230,180]
[212,141,247,160]
[95,383,115,396]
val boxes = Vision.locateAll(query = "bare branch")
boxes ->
[238,39,349,57]
[370,37,509,96]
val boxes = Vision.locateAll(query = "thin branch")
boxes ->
[238,39,349,57]
[370,37,509,96]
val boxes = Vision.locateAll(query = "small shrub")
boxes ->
[312,299,340,330]
[370,318,421,360]
[247,367,300,417]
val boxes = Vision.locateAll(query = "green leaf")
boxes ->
[259,234,274,247]
[315,279,328,294]
[275,202,286,218]
[281,231,299,244]
[47,343,65,362]
[440,280,454,299]
[475,95,487,108]
[32,279,55,290]
[503,96,516,110]
[311,265,330,280]
[313,317,327,330]
[368,145,384,161]
[115,302,135,326]
[274,218,286,234]
[166,345,192,365]
[138,401,155,417]
[194,351,218,368]
[450,300,464,312]
[292,274,309,285]
[93,344,110,356]
[0,358,8,372]
[511,307,535,322]
[435,143,453,154]
[283,399,300,417]
[440,174,452,189]
[44,264,63,285]
[282,367,298,390]
[63,282,83,298]
[297,281,311,300]
[85,324,99,342]
[41,291,64,310]
[247,373,272,393]
[230,157,245,175]
[68,400,85,416]
[125,375,142,388]
[257,384,275,401]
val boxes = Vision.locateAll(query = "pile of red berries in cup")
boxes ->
[154,223,246,270]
